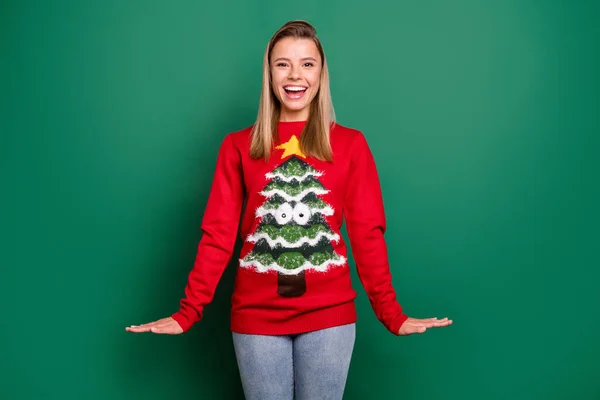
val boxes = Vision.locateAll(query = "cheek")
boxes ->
[271,70,286,86]
[308,73,321,98]
[270,73,284,99]
[309,71,321,89]
[269,74,278,90]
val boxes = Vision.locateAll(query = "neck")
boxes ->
[279,108,309,122]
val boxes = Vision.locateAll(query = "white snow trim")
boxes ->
[255,205,334,218]
[239,256,347,275]
[265,170,323,182]
[246,231,340,248]
[260,188,329,202]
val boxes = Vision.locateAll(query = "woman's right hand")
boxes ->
[125,317,184,335]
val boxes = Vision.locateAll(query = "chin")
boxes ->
[282,103,307,111]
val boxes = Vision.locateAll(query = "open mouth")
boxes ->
[283,86,307,100]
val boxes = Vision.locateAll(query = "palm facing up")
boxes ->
[126,317,183,335]
[126,316,453,335]
[398,317,453,335]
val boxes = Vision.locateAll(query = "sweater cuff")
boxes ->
[171,311,196,333]
[390,313,409,336]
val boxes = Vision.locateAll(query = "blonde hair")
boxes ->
[250,20,336,162]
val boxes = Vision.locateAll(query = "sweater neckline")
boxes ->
[277,120,306,139]
[278,120,307,127]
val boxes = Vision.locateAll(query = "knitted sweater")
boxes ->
[171,120,408,335]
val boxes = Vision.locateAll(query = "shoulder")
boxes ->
[213,124,253,154]
[330,122,370,151]
[331,122,362,137]
[226,124,254,145]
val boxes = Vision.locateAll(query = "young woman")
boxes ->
[127,20,452,399]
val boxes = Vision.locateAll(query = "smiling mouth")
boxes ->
[283,86,307,100]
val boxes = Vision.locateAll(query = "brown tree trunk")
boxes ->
[277,271,306,297]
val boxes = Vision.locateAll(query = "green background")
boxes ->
[1,1,598,399]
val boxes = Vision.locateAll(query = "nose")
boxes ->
[288,65,300,80]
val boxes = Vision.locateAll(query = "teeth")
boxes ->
[284,86,307,91]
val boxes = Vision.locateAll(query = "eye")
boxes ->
[304,62,314,67]
[275,62,288,67]
[292,203,311,225]
[275,203,294,225]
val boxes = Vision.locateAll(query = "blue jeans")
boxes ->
[232,323,356,400]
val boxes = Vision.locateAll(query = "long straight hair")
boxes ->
[250,20,336,162]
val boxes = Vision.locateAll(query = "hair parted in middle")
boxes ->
[250,20,336,162]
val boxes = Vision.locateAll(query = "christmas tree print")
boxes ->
[240,135,346,297]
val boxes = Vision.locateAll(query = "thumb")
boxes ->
[151,323,183,335]
[408,325,426,334]
[151,326,172,334]
[399,323,427,335]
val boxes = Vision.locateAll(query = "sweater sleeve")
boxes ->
[343,131,408,335]
[171,134,244,332]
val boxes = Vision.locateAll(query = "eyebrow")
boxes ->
[273,57,318,63]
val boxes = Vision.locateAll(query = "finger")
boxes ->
[143,319,170,328]
[126,326,153,333]
[424,317,449,325]
[126,319,174,332]
[427,317,447,323]
[399,319,452,335]
[129,324,154,331]
[413,317,442,325]
[138,318,167,327]
[431,320,453,328]
[131,323,156,330]
[414,320,437,328]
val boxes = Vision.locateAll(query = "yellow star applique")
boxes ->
[276,135,306,159]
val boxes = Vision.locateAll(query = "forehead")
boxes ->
[271,37,321,60]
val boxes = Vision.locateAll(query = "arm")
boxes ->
[344,131,408,335]
[170,134,244,332]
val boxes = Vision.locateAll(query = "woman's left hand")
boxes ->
[398,317,453,335]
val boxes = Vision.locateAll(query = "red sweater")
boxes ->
[171,121,408,335]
